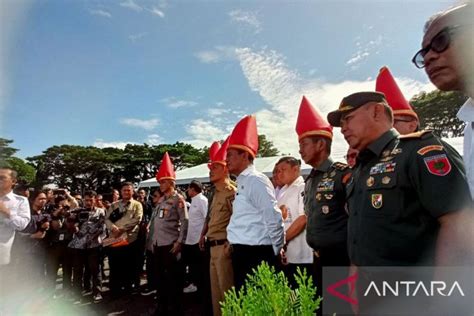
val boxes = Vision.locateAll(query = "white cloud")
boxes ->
[89,9,112,18]
[207,108,230,117]
[146,134,162,145]
[120,0,143,12]
[93,139,137,149]
[229,9,262,34]
[161,97,198,109]
[346,52,370,65]
[149,7,165,18]
[128,32,147,42]
[120,118,159,130]
[195,46,237,64]
[346,35,384,69]
[184,47,436,159]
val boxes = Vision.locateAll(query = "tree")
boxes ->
[411,90,468,138]
[257,134,280,157]
[4,157,36,184]
[0,138,19,160]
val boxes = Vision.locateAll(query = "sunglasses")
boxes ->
[412,25,462,68]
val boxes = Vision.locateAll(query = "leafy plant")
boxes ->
[221,262,321,316]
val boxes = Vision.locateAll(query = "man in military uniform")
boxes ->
[296,96,351,315]
[328,91,472,267]
[149,152,188,316]
[199,138,236,316]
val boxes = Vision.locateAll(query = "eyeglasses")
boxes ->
[412,25,462,68]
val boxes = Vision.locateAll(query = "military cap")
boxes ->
[327,91,387,127]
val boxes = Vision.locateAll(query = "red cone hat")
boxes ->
[296,96,333,141]
[212,137,230,165]
[209,141,221,162]
[228,115,258,158]
[376,66,418,119]
[156,152,176,181]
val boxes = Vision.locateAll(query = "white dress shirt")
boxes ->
[277,176,313,264]
[227,164,284,255]
[0,191,31,265]
[185,193,208,245]
[457,97,474,199]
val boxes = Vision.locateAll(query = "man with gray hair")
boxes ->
[413,2,474,197]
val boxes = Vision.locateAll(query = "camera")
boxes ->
[78,211,90,222]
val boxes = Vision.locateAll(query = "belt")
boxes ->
[207,239,227,247]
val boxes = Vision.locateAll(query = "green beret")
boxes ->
[327,91,387,127]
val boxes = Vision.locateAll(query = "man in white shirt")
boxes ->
[183,180,208,294]
[275,157,313,287]
[0,167,31,266]
[226,115,284,290]
[414,3,474,198]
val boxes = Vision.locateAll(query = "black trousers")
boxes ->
[47,243,73,291]
[107,241,138,294]
[153,244,184,316]
[231,244,277,291]
[72,247,102,295]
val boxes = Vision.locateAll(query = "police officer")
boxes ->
[149,152,188,316]
[327,91,473,266]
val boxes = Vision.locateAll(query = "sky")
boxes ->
[1,0,457,160]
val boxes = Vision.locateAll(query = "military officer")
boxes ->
[327,91,473,267]
[296,96,351,267]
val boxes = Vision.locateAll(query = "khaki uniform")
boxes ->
[206,182,236,316]
[105,199,143,243]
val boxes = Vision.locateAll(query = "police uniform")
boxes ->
[305,158,351,266]
[345,128,471,266]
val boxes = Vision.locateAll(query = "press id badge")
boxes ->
[159,209,165,218]
[59,233,65,241]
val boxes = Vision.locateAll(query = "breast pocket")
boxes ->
[364,174,398,217]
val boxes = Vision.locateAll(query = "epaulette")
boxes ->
[399,130,432,140]
[332,161,349,171]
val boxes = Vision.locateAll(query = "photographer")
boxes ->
[68,191,105,302]
[45,195,76,298]
[11,190,49,288]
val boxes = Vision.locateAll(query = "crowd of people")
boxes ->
[1,2,473,316]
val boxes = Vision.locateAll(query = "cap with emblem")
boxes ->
[208,137,230,168]
[376,66,418,120]
[228,115,259,158]
[296,96,333,141]
[327,91,387,127]
[156,151,176,181]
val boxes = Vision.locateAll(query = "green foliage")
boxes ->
[257,135,280,157]
[411,90,468,137]
[0,138,18,160]
[221,262,320,316]
[2,157,36,184]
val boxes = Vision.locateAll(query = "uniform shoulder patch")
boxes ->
[399,130,432,139]
[417,145,444,156]
[332,162,349,171]
[424,154,452,176]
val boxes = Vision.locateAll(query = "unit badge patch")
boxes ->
[417,145,444,156]
[322,205,329,214]
[371,194,383,209]
[424,154,452,176]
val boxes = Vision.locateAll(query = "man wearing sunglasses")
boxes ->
[414,3,474,198]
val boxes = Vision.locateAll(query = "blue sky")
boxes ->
[1,0,454,159]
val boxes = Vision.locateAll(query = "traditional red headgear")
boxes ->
[376,66,418,119]
[296,96,333,141]
[155,151,176,181]
[208,137,230,168]
[209,141,221,162]
[228,115,258,158]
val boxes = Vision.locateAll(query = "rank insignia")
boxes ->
[329,170,336,178]
[391,148,402,155]
[371,194,383,209]
[424,154,452,176]
[382,150,391,157]
[366,176,375,187]
[324,194,334,200]
[316,193,322,201]
[381,176,391,184]
[322,205,329,214]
